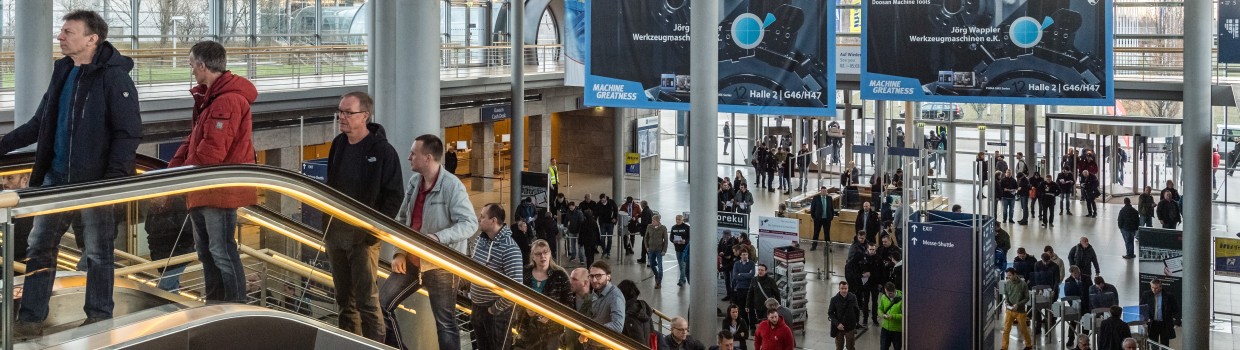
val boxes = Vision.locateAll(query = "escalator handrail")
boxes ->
[1,164,647,350]
[0,151,168,177]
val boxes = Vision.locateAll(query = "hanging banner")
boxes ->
[1222,0,1240,63]
[586,0,837,116]
[1217,238,1240,278]
[520,171,550,210]
[1138,228,1183,306]
[756,216,800,268]
[625,152,641,175]
[564,0,587,85]
[861,0,1113,105]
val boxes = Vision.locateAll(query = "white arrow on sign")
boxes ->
[912,237,919,245]
[912,225,919,232]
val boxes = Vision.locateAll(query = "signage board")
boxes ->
[587,0,837,116]
[862,0,1113,105]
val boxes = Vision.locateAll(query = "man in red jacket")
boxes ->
[169,40,257,303]
[754,308,795,350]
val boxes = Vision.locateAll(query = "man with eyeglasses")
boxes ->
[323,92,404,342]
[660,317,706,350]
[580,260,625,346]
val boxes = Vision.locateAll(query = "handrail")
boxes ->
[0,164,647,349]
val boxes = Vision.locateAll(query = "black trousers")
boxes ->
[812,218,831,248]
[470,303,515,350]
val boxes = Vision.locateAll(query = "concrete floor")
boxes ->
[464,159,1240,349]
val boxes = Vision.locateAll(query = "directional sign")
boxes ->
[907,218,978,350]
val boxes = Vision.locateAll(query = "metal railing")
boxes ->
[0,42,565,109]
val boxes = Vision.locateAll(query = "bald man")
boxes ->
[661,317,706,350]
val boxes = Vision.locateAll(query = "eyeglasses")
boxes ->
[589,273,608,279]
[335,110,367,119]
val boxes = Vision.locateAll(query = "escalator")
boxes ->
[0,155,646,349]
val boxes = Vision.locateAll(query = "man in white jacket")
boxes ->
[378,134,478,350]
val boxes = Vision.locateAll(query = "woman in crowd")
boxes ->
[516,240,572,350]
[721,304,751,350]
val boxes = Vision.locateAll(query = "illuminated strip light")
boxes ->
[8,175,637,349]
[238,212,325,252]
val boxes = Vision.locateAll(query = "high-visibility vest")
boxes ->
[549,165,559,185]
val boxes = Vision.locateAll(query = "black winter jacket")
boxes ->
[0,41,142,186]
[325,123,405,243]
[1069,244,1101,275]
[1118,204,1140,231]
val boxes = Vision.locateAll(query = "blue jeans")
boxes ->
[601,223,614,255]
[1002,198,1015,221]
[1140,215,1153,227]
[648,251,663,283]
[191,207,246,302]
[380,269,421,350]
[19,175,117,322]
[676,249,689,284]
[157,263,189,291]
[1059,192,1072,212]
[1121,229,1137,257]
[424,268,461,350]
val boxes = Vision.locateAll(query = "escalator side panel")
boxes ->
[182,316,318,350]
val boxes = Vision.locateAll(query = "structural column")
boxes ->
[529,114,552,171]
[372,1,439,180]
[875,102,887,182]
[1024,105,1037,170]
[613,109,625,201]
[473,122,497,192]
[844,94,854,164]
[1182,0,1211,345]
[688,0,720,339]
[14,1,52,129]
[510,0,526,213]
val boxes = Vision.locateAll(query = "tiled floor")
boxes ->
[465,160,1240,349]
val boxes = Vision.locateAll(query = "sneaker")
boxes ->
[655,283,661,289]
[678,281,685,287]
[13,321,43,340]
[637,259,646,264]
[1122,255,1135,259]
[80,318,109,327]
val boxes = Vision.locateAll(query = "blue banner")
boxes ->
[862,0,1113,105]
[586,0,836,116]
[1221,0,1240,63]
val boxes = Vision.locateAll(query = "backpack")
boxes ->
[622,300,654,342]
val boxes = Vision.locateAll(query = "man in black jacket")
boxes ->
[1156,191,1182,229]
[1057,168,1076,215]
[1140,279,1180,346]
[1038,175,1059,227]
[810,186,836,251]
[828,281,862,350]
[1069,237,1101,284]
[1000,170,1019,223]
[1016,172,1031,225]
[4,11,143,335]
[1080,170,1100,217]
[1062,266,1091,345]
[596,194,618,258]
[1098,306,1133,350]
[324,92,405,342]
[854,201,881,243]
[1117,198,1140,259]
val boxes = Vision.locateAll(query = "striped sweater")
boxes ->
[469,224,525,312]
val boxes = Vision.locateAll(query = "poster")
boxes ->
[1138,228,1183,304]
[1221,0,1240,63]
[862,0,1113,105]
[717,212,750,304]
[636,116,659,158]
[756,216,800,268]
[520,171,550,210]
[564,0,587,85]
[1217,238,1240,277]
[587,0,837,116]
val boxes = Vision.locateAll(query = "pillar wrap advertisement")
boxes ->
[586,0,837,116]
[861,0,1114,105]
